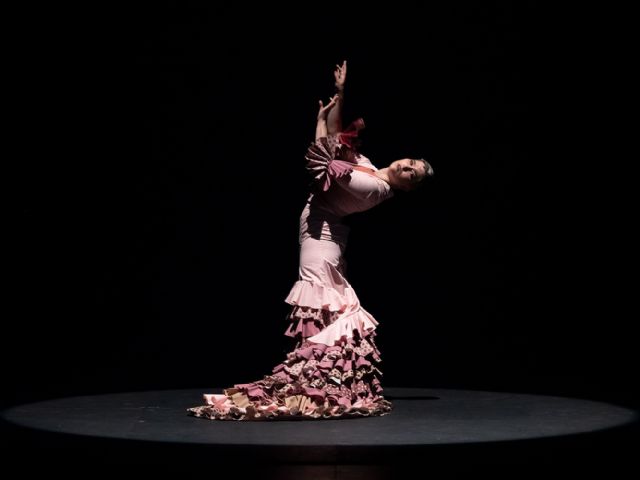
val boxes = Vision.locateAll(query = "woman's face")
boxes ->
[388,158,428,191]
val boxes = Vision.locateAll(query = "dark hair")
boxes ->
[409,158,433,190]
[417,158,434,178]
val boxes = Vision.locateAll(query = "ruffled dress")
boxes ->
[188,120,395,420]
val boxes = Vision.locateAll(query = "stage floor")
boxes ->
[3,387,637,479]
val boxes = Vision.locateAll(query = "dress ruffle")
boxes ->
[187,328,392,421]
[283,302,379,345]
[284,279,358,312]
[305,307,379,346]
[284,305,341,339]
[284,275,379,346]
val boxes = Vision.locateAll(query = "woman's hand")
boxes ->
[316,94,339,140]
[334,60,347,92]
[317,94,339,121]
[328,61,346,135]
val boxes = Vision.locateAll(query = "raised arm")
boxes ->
[315,94,339,141]
[327,60,347,135]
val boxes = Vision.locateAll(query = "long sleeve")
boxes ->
[334,170,393,203]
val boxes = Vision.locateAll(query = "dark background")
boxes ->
[8,2,636,411]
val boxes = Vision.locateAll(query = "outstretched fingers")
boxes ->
[334,60,347,88]
[317,94,339,119]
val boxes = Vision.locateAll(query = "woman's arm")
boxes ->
[315,94,339,141]
[327,60,347,135]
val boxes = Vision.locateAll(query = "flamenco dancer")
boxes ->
[188,61,433,420]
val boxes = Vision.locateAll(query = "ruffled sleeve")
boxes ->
[305,118,366,192]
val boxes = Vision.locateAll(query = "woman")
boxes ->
[188,61,433,420]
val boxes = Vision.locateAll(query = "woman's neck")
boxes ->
[374,167,391,185]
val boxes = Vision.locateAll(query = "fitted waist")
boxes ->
[299,204,349,248]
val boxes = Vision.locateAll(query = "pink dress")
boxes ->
[188,122,395,420]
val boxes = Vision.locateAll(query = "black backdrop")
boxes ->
[8,3,636,410]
